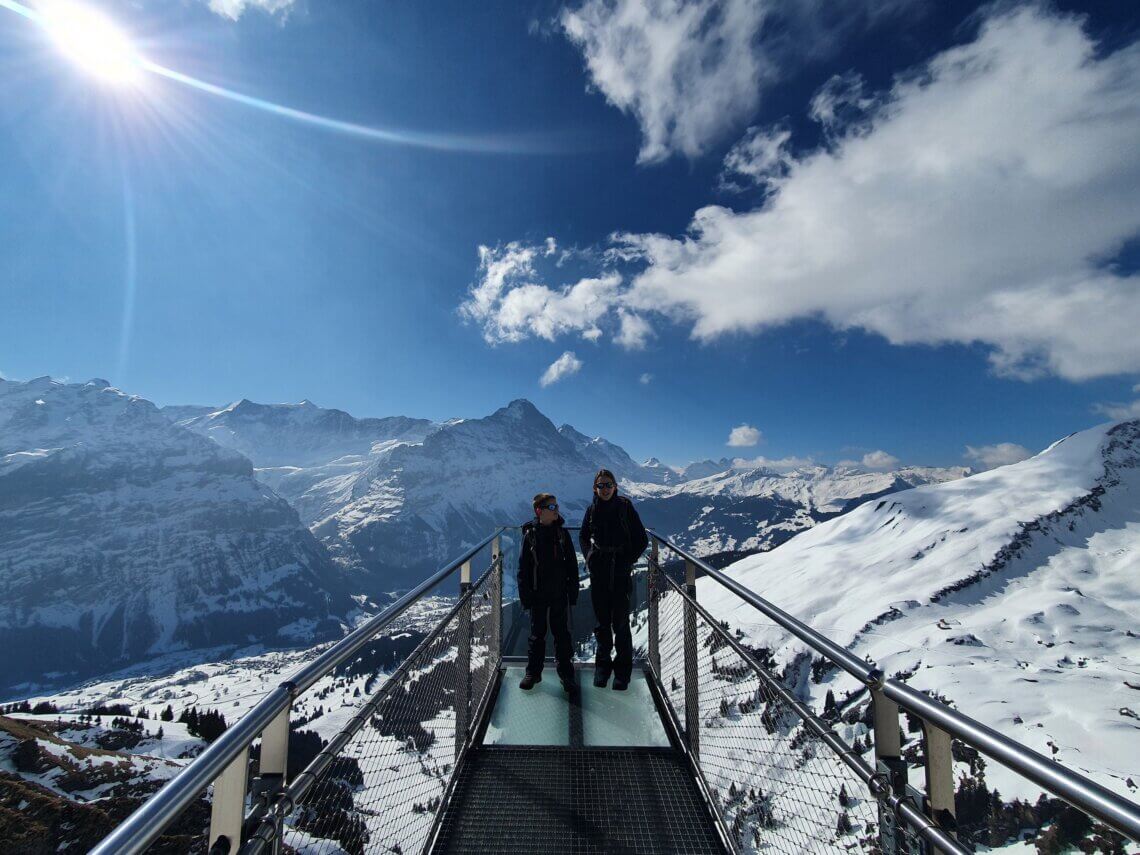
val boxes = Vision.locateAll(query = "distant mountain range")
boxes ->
[1,376,965,693]
[168,396,966,585]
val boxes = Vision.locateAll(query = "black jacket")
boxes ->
[517,518,580,609]
[579,494,648,572]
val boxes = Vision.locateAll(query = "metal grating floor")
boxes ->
[430,747,726,854]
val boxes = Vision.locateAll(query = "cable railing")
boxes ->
[646,531,1140,853]
[89,529,505,855]
[88,522,1140,855]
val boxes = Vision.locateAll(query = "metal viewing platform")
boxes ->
[90,527,1140,855]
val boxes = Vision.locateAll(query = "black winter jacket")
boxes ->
[579,494,648,572]
[517,518,580,609]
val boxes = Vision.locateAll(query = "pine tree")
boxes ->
[823,689,838,720]
[838,784,849,807]
[161,705,174,722]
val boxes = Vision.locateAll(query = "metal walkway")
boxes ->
[89,526,1140,855]
[432,663,723,854]
[432,746,723,855]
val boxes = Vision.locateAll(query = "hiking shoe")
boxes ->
[559,673,576,693]
[612,678,629,691]
[520,673,541,690]
[592,669,611,688]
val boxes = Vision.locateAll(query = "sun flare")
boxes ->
[38,0,142,85]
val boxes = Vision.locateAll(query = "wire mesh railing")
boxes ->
[651,567,879,854]
[252,562,500,855]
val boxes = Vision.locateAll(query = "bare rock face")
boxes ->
[0,378,349,694]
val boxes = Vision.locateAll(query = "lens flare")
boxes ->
[37,0,142,85]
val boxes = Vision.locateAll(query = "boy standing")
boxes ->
[518,492,580,692]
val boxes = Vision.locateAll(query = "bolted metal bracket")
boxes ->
[208,746,249,855]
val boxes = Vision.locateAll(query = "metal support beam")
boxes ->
[647,541,660,679]
[683,558,699,759]
[208,746,248,855]
[872,689,910,854]
[455,559,472,759]
[249,702,290,854]
[923,721,957,839]
[491,536,502,658]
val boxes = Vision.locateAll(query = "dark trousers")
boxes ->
[590,567,632,682]
[527,598,573,678]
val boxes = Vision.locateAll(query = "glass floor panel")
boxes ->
[482,666,671,748]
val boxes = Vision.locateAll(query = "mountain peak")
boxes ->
[497,399,543,421]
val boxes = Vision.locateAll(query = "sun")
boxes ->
[37,0,142,85]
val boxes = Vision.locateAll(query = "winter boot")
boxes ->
[520,672,541,690]
[612,677,629,691]
[592,668,611,688]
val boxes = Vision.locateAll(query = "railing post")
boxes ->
[648,540,660,679]
[455,559,472,759]
[683,557,699,759]
[250,702,290,854]
[923,721,957,840]
[208,746,249,854]
[491,535,502,659]
[872,689,911,854]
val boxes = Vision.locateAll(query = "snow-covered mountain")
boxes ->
[159,396,963,589]
[0,378,350,695]
[167,399,437,526]
[627,463,969,555]
[699,419,1140,803]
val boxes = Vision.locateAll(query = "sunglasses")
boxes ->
[539,503,558,511]
[594,481,615,490]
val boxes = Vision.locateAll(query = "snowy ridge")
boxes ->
[0,378,350,694]
[699,420,1140,802]
[168,394,962,590]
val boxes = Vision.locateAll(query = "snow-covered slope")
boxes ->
[169,399,437,527]
[700,420,1140,802]
[626,462,968,555]
[0,378,349,694]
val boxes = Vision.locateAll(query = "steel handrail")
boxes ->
[242,557,502,854]
[653,566,970,855]
[90,529,505,855]
[647,529,1140,843]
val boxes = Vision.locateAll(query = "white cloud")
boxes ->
[559,0,921,163]
[726,423,762,447]
[460,241,623,344]
[560,0,770,163]
[808,71,876,139]
[639,372,653,384]
[540,351,584,387]
[615,309,654,349]
[721,125,793,189]
[861,450,899,469]
[206,0,295,20]
[1093,399,1140,421]
[964,442,1033,470]
[613,7,1140,380]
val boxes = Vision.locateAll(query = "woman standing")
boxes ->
[579,468,648,690]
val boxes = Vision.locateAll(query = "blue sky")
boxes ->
[2,0,1139,469]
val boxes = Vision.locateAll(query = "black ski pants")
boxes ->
[590,560,632,682]
[526,597,573,678]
